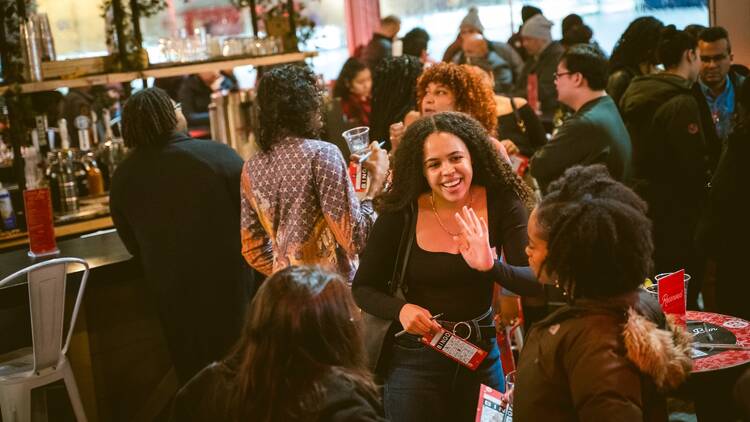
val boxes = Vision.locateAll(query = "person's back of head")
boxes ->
[562,24,593,48]
[225,266,376,421]
[460,6,484,35]
[402,27,430,59]
[534,164,653,300]
[257,64,322,152]
[561,14,583,35]
[370,55,424,145]
[609,16,664,72]
[560,44,608,91]
[121,87,180,149]
[521,5,543,24]
[380,15,401,38]
[657,25,697,70]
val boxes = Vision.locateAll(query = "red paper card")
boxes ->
[23,188,59,257]
[476,384,512,421]
[658,269,686,318]
[421,328,488,370]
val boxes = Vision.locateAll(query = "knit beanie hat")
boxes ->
[460,7,484,33]
[521,14,553,41]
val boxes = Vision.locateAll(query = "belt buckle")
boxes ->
[453,321,472,340]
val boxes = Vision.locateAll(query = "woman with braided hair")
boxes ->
[459,164,692,420]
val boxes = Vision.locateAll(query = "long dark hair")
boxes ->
[369,55,423,147]
[377,112,533,213]
[223,266,377,421]
[535,165,653,301]
[609,16,664,73]
[257,64,323,152]
[333,57,369,99]
[121,87,177,148]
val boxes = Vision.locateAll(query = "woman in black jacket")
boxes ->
[171,266,385,422]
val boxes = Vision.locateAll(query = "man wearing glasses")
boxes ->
[696,26,746,143]
[529,44,631,194]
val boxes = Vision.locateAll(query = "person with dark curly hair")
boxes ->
[241,65,389,282]
[487,164,692,420]
[353,112,540,422]
[390,62,507,158]
[369,55,423,151]
[333,58,372,126]
[606,16,664,108]
[172,266,386,421]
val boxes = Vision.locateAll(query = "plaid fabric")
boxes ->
[241,137,375,281]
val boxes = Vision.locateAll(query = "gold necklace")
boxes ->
[429,189,473,237]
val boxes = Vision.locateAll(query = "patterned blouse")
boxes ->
[241,137,376,281]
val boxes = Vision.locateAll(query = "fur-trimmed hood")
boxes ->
[623,309,693,391]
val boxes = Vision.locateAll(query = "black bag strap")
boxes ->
[387,202,416,295]
[506,94,527,134]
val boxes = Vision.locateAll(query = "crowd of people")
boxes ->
[108,5,750,422]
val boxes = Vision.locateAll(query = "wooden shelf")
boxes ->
[0,51,317,95]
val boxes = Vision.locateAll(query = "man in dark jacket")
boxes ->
[513,14,565,130]
[361,15,400,70]
[619,26,718,309]
[530,45,631,193]
[694,26,745,144]
[110,88,255,384]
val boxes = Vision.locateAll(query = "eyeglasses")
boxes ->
[173,102,182,111]
[699,53,729,63]
[553,71,575,80]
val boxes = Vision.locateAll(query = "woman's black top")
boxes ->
[497,102,547,157]
[352,187,542,324]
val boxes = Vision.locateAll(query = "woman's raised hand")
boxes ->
[454,206,495,272]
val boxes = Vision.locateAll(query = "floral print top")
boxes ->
[241,137,376,281]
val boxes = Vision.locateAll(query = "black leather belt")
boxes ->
[438,308,496,343]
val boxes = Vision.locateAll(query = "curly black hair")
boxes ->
[369,55,423,148]
[257,64,323,152]
[535,164,653,301]
[376,111,533,213]
[609,16,664,73]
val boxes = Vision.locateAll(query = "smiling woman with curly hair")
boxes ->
[414,62,498,136]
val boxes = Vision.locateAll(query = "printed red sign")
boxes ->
[658,269,686,321]
[421,328,488,370]
[23,188,59,257]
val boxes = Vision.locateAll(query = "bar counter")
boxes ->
[0,231,178,421]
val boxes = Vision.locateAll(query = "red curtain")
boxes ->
[344,0,381,57]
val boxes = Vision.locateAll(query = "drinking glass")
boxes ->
[342,126,370,155]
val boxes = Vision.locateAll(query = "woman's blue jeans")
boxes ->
[383,333,504,422]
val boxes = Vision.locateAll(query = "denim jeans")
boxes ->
[383,334,503,422]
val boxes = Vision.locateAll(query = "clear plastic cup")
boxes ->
[342,126,370,155]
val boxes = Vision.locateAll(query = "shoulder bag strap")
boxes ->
[389,202,416,295]
[507,94,527,134]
